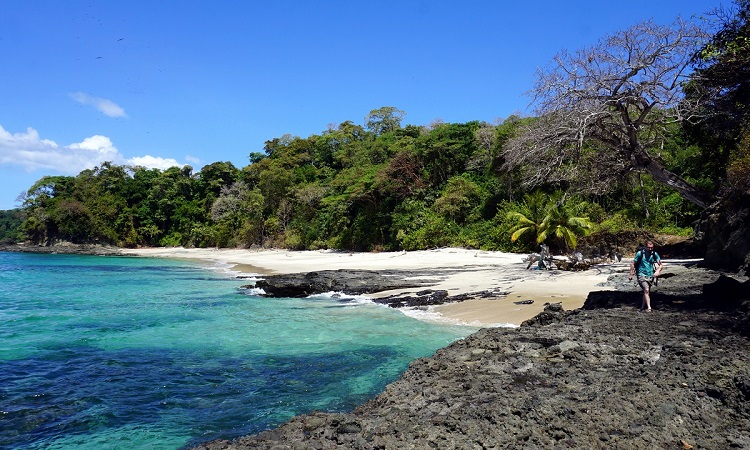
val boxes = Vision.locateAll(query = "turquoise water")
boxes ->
[0,252,474,449]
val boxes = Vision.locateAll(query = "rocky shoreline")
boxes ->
[249,268,510,308]
[195,264,750,450]
[4,244,750,448]
[0,242,123,256]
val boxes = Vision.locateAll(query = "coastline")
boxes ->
[189,259,750,449]
[8,244,747,449]
[119,247,621,327]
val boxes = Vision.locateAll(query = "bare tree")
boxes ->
[504,19,712,208]
[467,123,497,172]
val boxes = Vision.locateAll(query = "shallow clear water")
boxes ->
[0,252,475,449]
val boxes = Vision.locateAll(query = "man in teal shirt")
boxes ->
[628,240,663,311]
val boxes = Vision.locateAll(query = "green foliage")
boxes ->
[365,106,406,136]
[417,122,481,186]
[505,191,594,252]
[16,103,725,251]
[494,201,537,253]
[537,202,594,252]
[656,225,694,236]
[433,175,488,224]
[392,199,454,250]
[685,0,750,164]
[0,209,24,243]
[727,129,750,192]
[599,212,639,233]
[396,212,458,250]
[505,191,549,248]
[210,181,265,247]
[53,200,94,243]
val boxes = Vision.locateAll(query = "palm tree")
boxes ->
[537,201,595,252]
[508,191,594,252]
[507,191,548,245]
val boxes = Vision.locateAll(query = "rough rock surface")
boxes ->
[249,268,509,307]
[372,288,510,308]
[194,266,750,450]
[695,191,750,275]
[250,269,438,297]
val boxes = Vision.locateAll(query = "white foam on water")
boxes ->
[205,260,263,280]
[243,287,266,296]
[306,291,373,305]
[400,305,518,329]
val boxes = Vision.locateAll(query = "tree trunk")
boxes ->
[638,173,650,219]
[642,159,710,209]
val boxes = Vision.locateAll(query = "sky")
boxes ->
[0,0,729,210]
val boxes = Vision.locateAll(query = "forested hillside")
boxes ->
[0,111,706,252]
[3,2,748,254]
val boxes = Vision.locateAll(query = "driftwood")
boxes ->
[524,247,619,271]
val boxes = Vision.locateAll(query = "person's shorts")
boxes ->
[637,275,654,291]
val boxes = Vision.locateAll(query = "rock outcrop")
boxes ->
[195,266,750,450]
[696,191,750,276]
[250,269,434,297]
[248,269,508,307]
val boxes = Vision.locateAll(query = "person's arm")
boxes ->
[654,258,663,277]
[629,251,641,280]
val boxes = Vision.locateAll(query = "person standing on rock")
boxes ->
[629,240,662,311]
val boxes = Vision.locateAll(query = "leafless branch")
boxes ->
[504,19,711,207]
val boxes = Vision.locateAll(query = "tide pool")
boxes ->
[0,251,475,449]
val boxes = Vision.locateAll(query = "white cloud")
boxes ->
[70,92,127,118]
[127,155,181,170]
[0,125,184,174]
[185,155,202,166]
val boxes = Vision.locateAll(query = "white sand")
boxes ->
[120,247,621,327]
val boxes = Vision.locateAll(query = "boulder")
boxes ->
[250,269,432,297]
[696,191,750,275]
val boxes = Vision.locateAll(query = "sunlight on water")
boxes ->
[0,252,475,449]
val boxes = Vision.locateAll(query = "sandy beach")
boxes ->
[120,247,622,327]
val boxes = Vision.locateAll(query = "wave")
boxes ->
[306,291,373,305]
[204,260,262,281]
[400,305,518,329]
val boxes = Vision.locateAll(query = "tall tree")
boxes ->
[503,19,712,208]
[684,0,750,182]
[365,106,405,136]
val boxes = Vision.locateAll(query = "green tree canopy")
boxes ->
[365,106,406,136]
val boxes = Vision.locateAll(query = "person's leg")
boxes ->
[638,277,652,310]
[643,286,652,310]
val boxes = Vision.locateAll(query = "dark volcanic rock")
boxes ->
[193,302,750,450]
[373,288,449,307]
[372,288,510,308]
[198,264,750,450]
[696,191,750,275]
[250,268,511,307]
[586,263,750,312]
[250,269,435,297]
[195,263,750,450]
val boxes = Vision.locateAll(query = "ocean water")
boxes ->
[0,251,475,449]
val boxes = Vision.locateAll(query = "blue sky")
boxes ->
[0,0,728,210]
